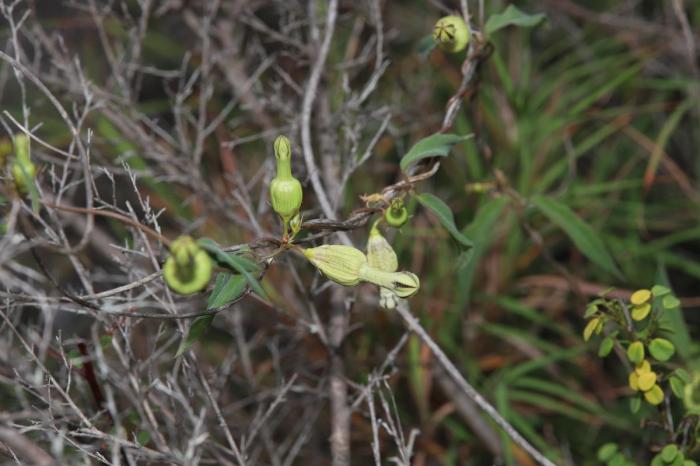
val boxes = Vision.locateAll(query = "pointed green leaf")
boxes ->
[531,195,621,277]
[598,337,614,357]
[175,314,215,357]
[417,35,436,54]
[208,273,247,309]
[416,193,473,248]
[400,133,472,172]
[485,5,546,36]
[197,238,266,299]
[629,396,641,414]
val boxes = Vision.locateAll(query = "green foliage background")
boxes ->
[2,1,700,465]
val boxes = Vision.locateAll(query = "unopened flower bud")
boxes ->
[270,135,303,238]
[433,15,470,54]
[303,245,368,287]
[12,159,36,194]
[290,212,303,237]
[385,199,408,228]
[367,222,398,272]
[10,134,36,194]
[163,236,213,295]
[367,221,400,309]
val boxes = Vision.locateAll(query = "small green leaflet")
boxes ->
[400,133,472,173]
[485,5,546,36]
[417,35,436,55]
[531,195,621,277]
[208,273,247,309]
[175,314,214,357]
[176,273,248,357]
[197,238,267,299]
[416,193,473,248]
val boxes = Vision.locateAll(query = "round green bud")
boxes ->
[385,199,409,228]
[163,236,213,295]
[433,15,470,53]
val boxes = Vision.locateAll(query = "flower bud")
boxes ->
[10,134,36,194]
[270,135,303,237]
[12,159,36,194]
[303,245,368,287]
[290,212,303,237]
[433,15,470,54]
[367,222,398,272]
[163,236,213,295]
[274,135,292,161]
[385,199,408,228]
[367,221,400,309]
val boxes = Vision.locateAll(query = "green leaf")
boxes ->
[670,376,686,399]
[663,295,681,309]
[208,273,247,309]
[455,197,509,307]
[598,337,614,357]
[652,285,671,297]
[661,444,678,463]
[583,303,598,318]
[197,238,267,299]
[531,195,621,277]
[626,341,644,364]
[417,35,436,54]
[485,5,546,36]
[648,338,675,362]
[175,314,215,357]
[597,443,618,462]
[655,267,692,360]
[136,430,151,445]
[400,133,472,172]
[608,452,625,466]
[629,396,641,414]
[416,193,473,248]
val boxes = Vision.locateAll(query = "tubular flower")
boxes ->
[367,221,399,309]
[10,134,36,194]
[163,236,213,295]
[270,135,303,238]
[304,243,421,299]
[433,15,470,53]
[360,268,420,298]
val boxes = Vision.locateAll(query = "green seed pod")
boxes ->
[303,245,368,287]
[433,15,470,53]
[163,236,213,295]
[270,135,303,237]
[385,199,409,228]
[367,221,400,309]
